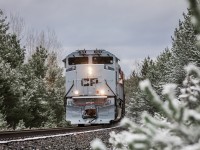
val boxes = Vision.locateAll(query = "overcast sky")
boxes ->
[0,0,189,77]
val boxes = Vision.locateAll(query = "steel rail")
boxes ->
[0,124,115,141]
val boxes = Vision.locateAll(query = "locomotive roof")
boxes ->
[63,49,119,62]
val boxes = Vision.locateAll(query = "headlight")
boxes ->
[100,89,105,95]
[88,66,93,76]
[74,90,79,95]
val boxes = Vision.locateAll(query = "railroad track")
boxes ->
[0,124,118,142]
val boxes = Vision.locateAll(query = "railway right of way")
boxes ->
[0,124,123,150]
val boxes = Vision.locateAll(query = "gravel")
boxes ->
[0,127,123,150]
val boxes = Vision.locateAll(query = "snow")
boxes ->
[139,79,161,104]
[191,16,198,27]
[109,131,148,149]
[120,117,132,127]
[181,142,200,150]
[153,129,182,147]
[90,138,107,150]
[139,79,151,91]
[162,83,177,96]
[186,110,200,121]
[184,64,200,77]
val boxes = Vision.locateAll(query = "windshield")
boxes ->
[68,57,88,65]
[92,57,113,64]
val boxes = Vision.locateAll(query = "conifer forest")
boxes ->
[1,0,200,149]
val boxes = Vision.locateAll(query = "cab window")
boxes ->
[68,57,88,65]
[92,57,113,64]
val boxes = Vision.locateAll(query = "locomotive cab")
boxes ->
[63,50,125,125]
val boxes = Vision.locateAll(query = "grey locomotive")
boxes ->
[63,50,125,125]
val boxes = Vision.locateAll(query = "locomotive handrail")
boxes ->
[105,80,116,96]
[65,81,74,97]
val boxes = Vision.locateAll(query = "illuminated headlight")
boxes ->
[88,66,93,76]
[74,90,79,95]
[100,89,105,95]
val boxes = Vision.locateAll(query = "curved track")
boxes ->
[0,124,118,141]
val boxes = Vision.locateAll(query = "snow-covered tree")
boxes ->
[0,9,25,68]
[125,70,142,122]
[91,2,200,149]
[28,46,48,78]
[16,120,26,130]
[125,9,199,125]
[0,9,66,129]
[0,55,26,129]
[92,64,200,150]
[44,52,65,126]
[125,58,158,122]
[0,112,7,130]
[20,47,49,128]
[0,10,26,129]
[166,12,199,85]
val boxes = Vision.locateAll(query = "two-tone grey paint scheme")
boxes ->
[63,50,125,125]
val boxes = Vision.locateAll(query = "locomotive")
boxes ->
[63,50,125,125]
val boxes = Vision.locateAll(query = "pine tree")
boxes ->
[0,9,65,129]
[126,57,158,122]
[0,112,7,130]
[125,67,143,122]
[0,10,26,129]
[20,46,49,128]
[0,55,25,129]
[125,11,199,124]
[28,46,48,78]
[91,2,200,149]
[153,48,172,86]
[16,120,26,130]
[92,64,200,150]
[44,52,65,126]
[0,9,25,68]
[166,12,199,85]
[141,57,154,79]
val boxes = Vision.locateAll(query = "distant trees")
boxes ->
[44,52,65,127]
[166,13,199,85]
[0,9,26,129]
[0,11,25,68]
[91,1,200,149]
[125,10,199,122]
[0,9,66,130]
[0,113,7,130]
[92,64,200,150]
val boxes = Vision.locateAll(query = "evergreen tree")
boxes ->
[0,9,25,68]
[125,71,142,122]
[23,77,48,128]
[92,64,200,150]
[126,58,157,122]
[0,55,25,129]
[92,2,200,148]
[152,48,172,86]
[166,12,199,85]
[0,9,66,129]
[141,57,154,79]
[125,11,199,124]
[44,52,65,126]
[28,46,48,78]
[16,120,26,130]
[0,112,7,130]
[21,47,49,128]
[0,10,26,129]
